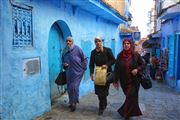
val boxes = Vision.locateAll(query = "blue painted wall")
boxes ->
[161,15,180,92]
[0,0,125,119]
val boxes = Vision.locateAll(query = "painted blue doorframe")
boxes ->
[176,34,180,91]
[176,34,180,80]
[167,35,176,87]
[156,48,161,58]
[48,23,65,99]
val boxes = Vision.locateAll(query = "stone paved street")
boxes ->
[36,81,180,120]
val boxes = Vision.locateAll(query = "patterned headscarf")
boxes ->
[122,38,133,60]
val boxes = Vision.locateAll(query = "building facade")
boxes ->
[0,0,131,119]
[148,0,180,92]
[159,0,180,92]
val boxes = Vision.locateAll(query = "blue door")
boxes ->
[176,34,180,80]
[48,23,65,99]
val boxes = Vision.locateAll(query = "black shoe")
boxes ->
[68,104,72,108]
[70,104,76,112]
[103,105,107,110]
[98,109,104,115]
[124,117,130,120]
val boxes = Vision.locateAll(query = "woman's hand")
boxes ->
[131,69,138,76]
[101,65,108,69]
[113,82,119,90]
[90,74,94,81]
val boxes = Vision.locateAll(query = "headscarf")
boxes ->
[94,36,103,52]
[122,38,133,59]
[62,36,74,56]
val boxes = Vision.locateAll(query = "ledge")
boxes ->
[65,0,127,24]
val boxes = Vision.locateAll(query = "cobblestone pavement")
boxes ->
[36,81,180,120]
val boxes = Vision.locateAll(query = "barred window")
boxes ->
[12,5,33,48]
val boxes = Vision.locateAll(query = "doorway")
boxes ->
[48,21,71,100]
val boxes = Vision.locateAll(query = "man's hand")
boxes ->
[131,69,138,76]
[63,63,69,67]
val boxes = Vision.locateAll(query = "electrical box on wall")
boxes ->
[23,57,41,77]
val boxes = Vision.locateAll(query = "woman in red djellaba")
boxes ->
[113,38,145,120]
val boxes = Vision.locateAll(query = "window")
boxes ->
[12,5,33,48]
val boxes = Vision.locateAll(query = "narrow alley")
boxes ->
[1,0,180,119]
[36,81,180,120]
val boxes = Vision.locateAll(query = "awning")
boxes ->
[148,31,161,39]
[65,0,127,24]
[119,28,134,36]
[142,39,160,48]
[144,31,161,48]
[120,28,134,33]
[152,32,161,38]
[160,4,180,20]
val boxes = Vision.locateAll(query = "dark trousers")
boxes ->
[98,95,107,110]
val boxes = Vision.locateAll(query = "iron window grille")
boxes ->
[12,5,33,48]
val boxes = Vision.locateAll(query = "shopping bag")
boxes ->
[106,72,114,84]
[94,66,107,86]
[139,71,152,89]
[55,71,66,85]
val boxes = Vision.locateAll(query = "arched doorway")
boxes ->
[48,20,71,100]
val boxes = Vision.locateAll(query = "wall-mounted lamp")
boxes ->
[128,17,132,26]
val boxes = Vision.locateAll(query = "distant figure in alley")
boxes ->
[62,36,88,112]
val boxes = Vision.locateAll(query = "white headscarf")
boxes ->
[95,36,103,52]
